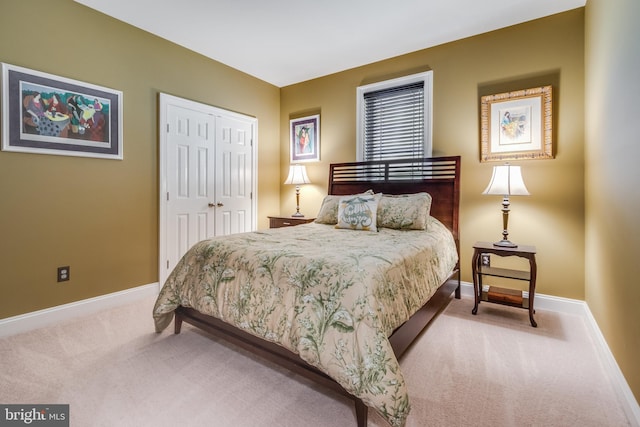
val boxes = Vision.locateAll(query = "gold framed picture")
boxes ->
[480,85,553,162]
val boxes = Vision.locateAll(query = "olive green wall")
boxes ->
[281,10,585,300]
[0,0,280,318]
[585,0,640,404]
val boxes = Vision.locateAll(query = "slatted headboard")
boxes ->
[328,156,461,244]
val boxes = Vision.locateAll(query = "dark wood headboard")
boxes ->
[328,156,461,244]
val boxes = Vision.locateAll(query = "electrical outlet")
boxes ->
[57,266,70,282]
[481,253,490,267]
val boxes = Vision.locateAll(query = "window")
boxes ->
[356,71,433,162]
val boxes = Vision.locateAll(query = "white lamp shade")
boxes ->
[284,164,311,185]
[483,164,529,196]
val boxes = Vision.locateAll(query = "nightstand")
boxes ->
[471,241,538,327]
[268,216,316,228]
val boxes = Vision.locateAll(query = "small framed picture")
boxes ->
[290,114,320,162]
[480,85,553,162]
[1,63,123,160]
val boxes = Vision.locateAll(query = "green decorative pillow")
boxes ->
[315,190,373,224]
[335,193,381,231]
[377,192,432,230]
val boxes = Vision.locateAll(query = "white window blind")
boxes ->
[363,82,424,161]
[356,71,432,162]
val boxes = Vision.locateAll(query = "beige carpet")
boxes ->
[0,295,632,427]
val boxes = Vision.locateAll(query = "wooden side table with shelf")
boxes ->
[471,241,538,327]
[268,216,316,228]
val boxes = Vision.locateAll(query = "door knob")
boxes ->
[208,202,215,207]
[216,202,224,207]
[208,202,224,207]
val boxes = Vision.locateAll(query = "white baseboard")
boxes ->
[459,281,640,426]
[582,301,640,426]
[0,282,160,339]
[458,281,585,315]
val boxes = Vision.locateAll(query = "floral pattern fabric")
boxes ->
[153,219,458,427]
[335,193,381,231]
[314,190,373,225]
[377,192,432,230]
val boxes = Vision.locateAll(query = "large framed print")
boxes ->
[1,63,123,159]
[480,85,553,162]
[290,114,320,162]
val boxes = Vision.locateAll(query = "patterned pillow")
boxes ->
[315,190,374,224]
[377,192,432,230]
[335,193,381,232]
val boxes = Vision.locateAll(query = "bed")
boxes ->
[153,156,461,427]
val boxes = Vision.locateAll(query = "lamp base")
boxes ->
[493,239,518,248]
[291,212,304,218]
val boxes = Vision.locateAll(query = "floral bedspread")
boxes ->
[153,219,458,427]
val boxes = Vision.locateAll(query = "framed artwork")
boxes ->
[480,85,553,162]
[290,114,320,162]
[1,63,123,160]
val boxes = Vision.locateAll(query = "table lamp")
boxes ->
[284,164,311,217]
[483,164,529,248]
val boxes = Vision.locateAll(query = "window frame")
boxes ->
[356,70,433,162]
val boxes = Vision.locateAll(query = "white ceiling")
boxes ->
[74,0,586,87]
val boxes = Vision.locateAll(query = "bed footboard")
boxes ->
[174,304,368,426]
[172,267,459,426]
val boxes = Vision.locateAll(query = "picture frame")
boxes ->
[290,114,320,162]
[480,85,553,162]
[1,63,123,160]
